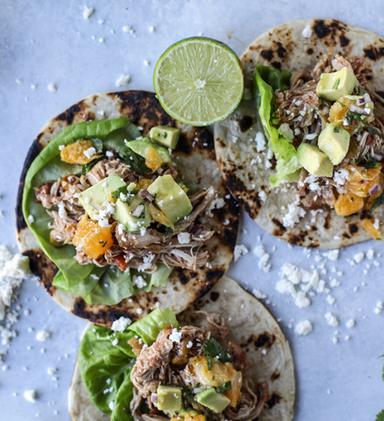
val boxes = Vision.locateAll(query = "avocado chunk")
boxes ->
[147,175,192,224]
[149,126,180,149]
[316,66,358,101]
[126,137,171,163]
[195,388,230,414]
[114,198,151,232]
[79,174,125,220]
[156,385,183,412]
[318,123,350,165]
[297,143,334,177]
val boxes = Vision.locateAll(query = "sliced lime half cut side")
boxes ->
[154,37,244,126]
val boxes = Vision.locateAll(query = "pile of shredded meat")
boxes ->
[129,312,268,421]
[35,157,216,272]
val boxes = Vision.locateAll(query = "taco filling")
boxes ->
[22,118,221,305]
[255,53,384,239]
[78,308,269,420]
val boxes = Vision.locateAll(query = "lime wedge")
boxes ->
[153,37,244,126]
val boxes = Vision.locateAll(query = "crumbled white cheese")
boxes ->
[324,312,339,327]
[255,131,266,152]
[143,59,151,66]
[326,295,336,305]
[295,320,313,336]
[302,23,312,38]
[345,319,356,329]
[209,197,225,212]
[82,5,94,19]
[353,251,365,264]
[177,232,191,244]
[57,202,67,219]
[35,330,51,342]
[333,169,349,190]
[83,147,97,159]
[23,389,38,403]
[169,328,182,343]
[186,340,193,349]
[115,73,131,87]
[233,244,248,262]
[258,190,267,203]
[252,289,267,300]
[148,25,156,33]
[252,245,271,272]
[47,82,57,92]
[111,317,132,332]
[131,204,144,218]
[323,249,339,261]
[122,25,135,34]
[374,300,384,315]
[282,199,305,228]
[133,275,147,289]
[366,249,375,260]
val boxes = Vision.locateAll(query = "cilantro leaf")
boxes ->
[216,381,232,393]
[203,338,232,369]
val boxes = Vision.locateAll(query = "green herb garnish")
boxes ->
[346,110,364,122]
[361,160,379,169]
[203,338,232,369]
[81,156,102,175]
[216,382,232,393]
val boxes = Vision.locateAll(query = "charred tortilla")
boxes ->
[16,90,239,325]
[68,276,296,421]
[214,19,384,248]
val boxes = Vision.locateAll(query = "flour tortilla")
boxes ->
[214,19,384,248]
[16,90,239,326]
[68,276,296,421]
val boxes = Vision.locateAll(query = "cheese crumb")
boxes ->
[255,131,266,152]
[23,389,38,403]
[82,5,94,19]
[111,317,132,332]
[324,312,339,327]
[374,300,384,315]
[233,244,248,262]
[83,147,96,159]
[295,320,313,336]
[115,73,131,87]
[169,328,182,343]
[177,232,191,244]
[35,330,51,342]
[323,249,339,261]
[47,82,57,92]
[282,199,305,228]
[302,23,312,38]
[253,245,271,272]
[345,319,356,329]
[353,251,365,264]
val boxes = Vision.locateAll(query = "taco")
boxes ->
[16,90,239,325]
[68,276,295,421]
[214,19,384,248]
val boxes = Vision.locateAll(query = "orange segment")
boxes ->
[361,218,381,240]
[329,99,350,125]
[345,165,382,198]
[72,215,114,259]
[60,140,99,165]
[334,193,364,216]
[145,147,163,171]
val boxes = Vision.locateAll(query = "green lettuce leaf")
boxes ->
[79,308,177,418]
[22,118,130,300]
[254,65,301,186]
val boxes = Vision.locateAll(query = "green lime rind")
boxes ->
[153,37,244,126]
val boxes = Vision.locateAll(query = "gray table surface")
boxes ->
[1,0,384,420]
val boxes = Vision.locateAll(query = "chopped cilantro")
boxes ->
[112,186,128,200]
[203,338,232,369]
[361,160,380,169]
[216,382,232,393]
[81,157,102,175]
[346,110,364,122]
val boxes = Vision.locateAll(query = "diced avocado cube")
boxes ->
[147,175,192,224]
[156,385,183,412]
[316,66,358,101]
[126,137,171,163]
[195,388,230,414]
[79,174,125,220]
[149,126,180,149]
[297,143,334,177]
[114,198,151,232]
[318,123,350,165]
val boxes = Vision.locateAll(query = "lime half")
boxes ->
[153,37,244,126]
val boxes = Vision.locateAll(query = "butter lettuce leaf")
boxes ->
[254,65,301,186]
[79,308,177,418]
[22,118,134,303]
